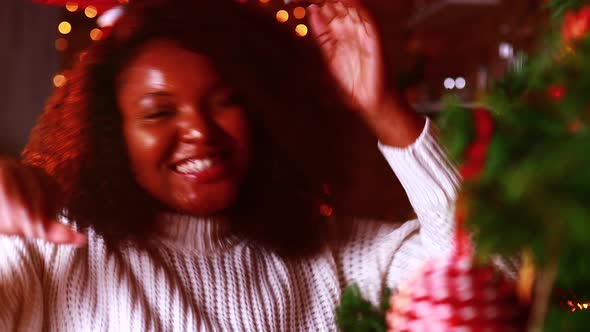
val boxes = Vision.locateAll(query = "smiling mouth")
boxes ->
[174,157,219,174]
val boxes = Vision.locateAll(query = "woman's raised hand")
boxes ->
[307,0,385,118]
[307,0,425,147]
[0,158,87,245]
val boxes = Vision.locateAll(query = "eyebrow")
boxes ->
[136,91,174,105]
[134,81,230,105]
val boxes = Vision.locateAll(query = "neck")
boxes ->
[151,212,239,254]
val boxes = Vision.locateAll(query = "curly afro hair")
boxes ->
[22,0,357,256]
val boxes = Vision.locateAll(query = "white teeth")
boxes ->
[175,158,215,173]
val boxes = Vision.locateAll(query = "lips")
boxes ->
[170,152,231,184]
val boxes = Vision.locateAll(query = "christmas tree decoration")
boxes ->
[562,5,590,42]
[386,253,529,332]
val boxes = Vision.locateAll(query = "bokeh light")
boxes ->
[293,6,306,19]
[58,21,72,35]
[444,77,455,90]
[276,10,289,23]
[85,6,98,18]
[499,42,514,59]
[455,77,467,89]
[53,74,67,88]
[319,204,334,217]
[55,38,68,51]
[295,24,308,37]
[90,28,103,41]
[65,2,78,12]
[259,0,270,4]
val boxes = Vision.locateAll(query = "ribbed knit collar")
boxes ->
[152,213,241,254]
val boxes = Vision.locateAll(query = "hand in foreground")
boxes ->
[0,158,87,246]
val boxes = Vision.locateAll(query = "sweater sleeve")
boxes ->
[0,236,46,331]
[377,117,460,258]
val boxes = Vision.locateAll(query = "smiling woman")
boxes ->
[0,0,459,331]
[22,0,354,253]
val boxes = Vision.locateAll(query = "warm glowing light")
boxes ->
[85,6,98,18]
[90,28,103,41]
[293,6,306,19]
[259,0,270,3]
[276,10,289,23]
[547,85,566,100]
[119,0,129,3]
[58,21,72,35]
[65,2,78,12]
[565,300,590,312]
[55,38,68,51]
[319,204,333,217]
[53,74,67,88]
[295,24,308,37]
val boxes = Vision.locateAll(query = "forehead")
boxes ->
[118,39,219,90]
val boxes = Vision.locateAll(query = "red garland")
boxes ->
[562,5,590,43]
[32,0,121,13]
[456,108,494,256]
[458,108,494,181]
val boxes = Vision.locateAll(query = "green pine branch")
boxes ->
[336,285,391,332]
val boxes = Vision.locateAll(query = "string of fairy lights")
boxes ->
[51,0,309,88]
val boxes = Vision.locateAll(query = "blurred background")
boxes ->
[0,0,546,219]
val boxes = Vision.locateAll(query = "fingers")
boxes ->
[0,159,86,246]
[13,217,87,246]
[308,0,375,40]
[43,221,87,246]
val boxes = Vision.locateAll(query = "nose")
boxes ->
[178,104,217,144]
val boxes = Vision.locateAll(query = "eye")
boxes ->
[142,105,176,121]
[207,89,243,112]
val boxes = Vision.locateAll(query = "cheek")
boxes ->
[123,124,173,177]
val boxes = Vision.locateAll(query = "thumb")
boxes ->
[43,221,88,246]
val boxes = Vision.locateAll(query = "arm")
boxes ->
[378,117,460,256]
[0,237,45,330]
[306,0,459,256]
[0,157,87,328]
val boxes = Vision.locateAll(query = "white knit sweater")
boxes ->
[0,119,459,332]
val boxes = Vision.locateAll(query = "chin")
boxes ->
[173,184,241,217]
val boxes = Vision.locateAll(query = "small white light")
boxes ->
[444,78,455,90]
[499,42,514,59]
[455,77,466,89]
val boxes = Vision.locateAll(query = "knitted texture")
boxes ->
[0,119,459,331]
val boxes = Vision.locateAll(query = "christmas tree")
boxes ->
[438,0,590,330]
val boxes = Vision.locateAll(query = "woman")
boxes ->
[0,0,459,330]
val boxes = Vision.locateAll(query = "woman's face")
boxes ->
[117,39,251,216]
